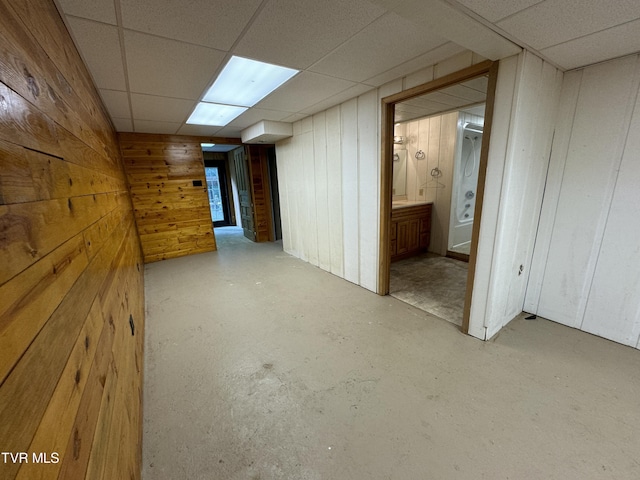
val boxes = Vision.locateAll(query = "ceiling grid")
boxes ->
[55,0,640,136]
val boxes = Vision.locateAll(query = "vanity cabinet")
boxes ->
[390,203,432,261]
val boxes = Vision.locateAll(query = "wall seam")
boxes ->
[578,55,640,330]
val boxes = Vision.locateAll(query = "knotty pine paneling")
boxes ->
[119,133,229,262]
[0,1,144,479]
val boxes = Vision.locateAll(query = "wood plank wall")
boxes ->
[0,0,144,479]
[119,133,240,263]
[246,145,274,242]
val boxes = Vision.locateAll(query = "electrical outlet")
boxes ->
[419,188,424,196]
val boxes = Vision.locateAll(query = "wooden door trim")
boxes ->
[378,60,499,335]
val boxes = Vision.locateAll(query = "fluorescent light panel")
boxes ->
[202,56,299,107]
[200,143,215,147]
[187,103,247,126]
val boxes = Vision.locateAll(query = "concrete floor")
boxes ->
[143,228,640,480]
[390,253,468,326]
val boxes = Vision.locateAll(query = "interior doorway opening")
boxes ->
[380,61,499,333]
[204,159,232,227]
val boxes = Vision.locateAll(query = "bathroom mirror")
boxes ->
[392,149,407,197]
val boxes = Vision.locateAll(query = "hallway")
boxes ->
[143,230,640,480]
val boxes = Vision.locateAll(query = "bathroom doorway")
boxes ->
[379,61,499,333]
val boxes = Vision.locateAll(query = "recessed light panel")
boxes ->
[202,56,299,107]
[187,103,247,126]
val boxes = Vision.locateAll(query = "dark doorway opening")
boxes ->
[204,159,232,227]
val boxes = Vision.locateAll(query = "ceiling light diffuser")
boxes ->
[187,102,247,126]
[202,56,299,107]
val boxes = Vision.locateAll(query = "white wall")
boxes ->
[525,54,640,349]
[277,49,564,342]
[469,51,563,340]
[276,51,485,292]
[277,92,379,291]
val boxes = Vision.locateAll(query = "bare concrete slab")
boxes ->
[143,229,640,480]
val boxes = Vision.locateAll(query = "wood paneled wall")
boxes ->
[119,133,237,263]
[275,51,487,293]
[526,54,640,349]
[469,51,563,340]
[246,145,274,242]
[0,0,144,479]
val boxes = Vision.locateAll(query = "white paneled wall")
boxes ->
[276,51,484,292]
[526,54,640,349]
[470,51,563,339]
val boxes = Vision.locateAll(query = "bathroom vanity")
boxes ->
[390,202,432,261]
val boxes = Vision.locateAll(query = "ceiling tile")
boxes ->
[176,124,228,137]
[540,19,640,70]
[134,119,181,134]
[66,17,126,90]
[119,0,262,50]
[256,72,357,112]
[124,30,226,99]
[454,0,542,23]
[309,13,449,83]
[131,93,195,123]
[99,89,130,118]
[234,0,387,69]
[497,0,640,50]
[364,43,465,86]
[280,113,309,123]
[372,0,520,60]
[211,126,244,137]
[227,108,295,129]
[112,117,134,132]
[300,84,374,115]
[58,0,116,24]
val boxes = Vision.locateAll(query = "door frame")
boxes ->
[378,60,499,334]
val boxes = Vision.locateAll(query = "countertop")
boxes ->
[391,200,433,210]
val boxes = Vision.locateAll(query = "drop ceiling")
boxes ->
[55,0,640,137]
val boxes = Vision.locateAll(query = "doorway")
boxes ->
[204,159,232,227]
[379,61,499,333]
